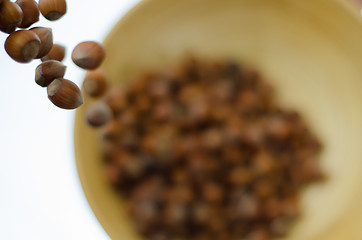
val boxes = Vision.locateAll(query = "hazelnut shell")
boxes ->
[38,0,66,21]
[41,43,65,62]
[85,101,112,127]
[0,1,23,33]
[82,70,108,98]
[35,60,66,87]
[47,78,83,109]
[5,30,40,63]
[72,41,105,70]
[15,0,39,28]
[30,27,53,58]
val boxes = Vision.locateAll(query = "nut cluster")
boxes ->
[0,0,106,110]
[85,58,325,240]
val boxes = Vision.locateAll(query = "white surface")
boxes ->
[0,1,140,239]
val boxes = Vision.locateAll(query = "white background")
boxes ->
[0,1,140,239]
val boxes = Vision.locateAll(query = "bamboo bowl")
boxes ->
[74,0,362,239]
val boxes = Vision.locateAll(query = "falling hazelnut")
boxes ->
[5,30,40,63]
[85,101,112,127]
[104,87,127,115]
[38,0,66,21]
[30,27,53,58]
[0,1,23,34]
[72,41,105,70]
[41,43,65,62]
[82,70,108,98]
[47,78,83,109]
[15,0,39,28]
[35,60,66,87]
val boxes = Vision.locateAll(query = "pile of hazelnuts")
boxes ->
[84,57,325,240]
[0,0,106,109]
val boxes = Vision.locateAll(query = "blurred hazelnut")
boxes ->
[191,202,210,225]
[164,202,188,226]
[264,115,291,139]
[202,182,224,202]
[245,229,271,240]
[82,70,108,98]
[228,166,252,186]
[105,87,127,115]
[99,119,123,142]
[270,217,290,237]
[72,41,105,70]
[85,101,112,127]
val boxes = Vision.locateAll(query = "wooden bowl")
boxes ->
[74,0,362,239]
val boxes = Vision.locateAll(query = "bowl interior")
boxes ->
[74,0,362,239]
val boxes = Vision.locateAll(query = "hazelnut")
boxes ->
[191,202,211,225]
[163,202,188,226]
[0,1,23,34]
[85,101,112,127]
[38,0,66,21]
[82,70,108,98]
[15,0,39,28]
[104,87,127,115]
[202,182,224,202]
[245,229,270,240]
[72,41,105,70]
[35,60,66,87]
[30,27,53,58]
[228,166,252,186]
[270,217,289,237]
[41,43,65,62]
[5,30,40,63]
[99,119,123,142]
[47,78,83,109]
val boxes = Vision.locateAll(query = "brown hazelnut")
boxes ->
[245,229,270,240]
[15,0,39,28]
[228,166,252,186]
[85,101,112,127]
[0,1,23,34]
[202,182,224,202]
[38,0,66,21]
[191,202,211,225]
[269,217,289,237]
[163,201,188,226]
[5,30,40,63]
[82,70,108,98]
[35,60,66,87]
[47,78,83,109]
[30,27,53,58]
[99,119,123,142]
[72,41,105,70]
[41,43,65,62]
[104,87,127,115]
